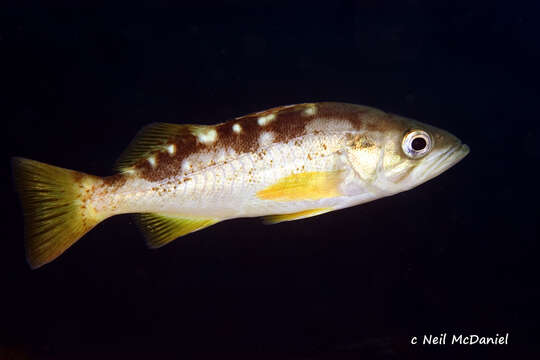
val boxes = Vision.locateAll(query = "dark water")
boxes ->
[3,1,539,359]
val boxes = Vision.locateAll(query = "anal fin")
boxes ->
[135,213,219,248]
[263,208,333,224]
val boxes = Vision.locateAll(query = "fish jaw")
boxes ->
[415,143,470,184]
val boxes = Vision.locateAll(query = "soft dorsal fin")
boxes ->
[115,122,193,172]
[263,208,333,224]
[135,213,219,248]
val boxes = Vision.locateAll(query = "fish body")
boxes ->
[13,102,469,268]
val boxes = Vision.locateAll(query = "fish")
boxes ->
[12,102,469,268]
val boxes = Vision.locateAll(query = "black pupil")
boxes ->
[411,137,427,151]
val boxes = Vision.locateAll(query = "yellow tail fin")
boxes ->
[12,157,104,269]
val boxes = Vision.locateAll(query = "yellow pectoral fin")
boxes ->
[264,208,334,224]
[256,171,343,201]
[135,213,219,248]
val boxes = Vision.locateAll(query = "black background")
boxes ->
[2,1,539,359]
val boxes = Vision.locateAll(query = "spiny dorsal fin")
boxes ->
[135,213,219,248]
[115,123,213,172]
[263,208,333,224]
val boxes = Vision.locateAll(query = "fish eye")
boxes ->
[402,130,432,159]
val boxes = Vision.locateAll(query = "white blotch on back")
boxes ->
[182,160,191,172]
[303,104,317,116]
[232,123,242,134]
[167,144,176,155]
[259,131,275,147]
[147,155,157,167]
[305,118,354,133]
[195,128,218,144]
[257,113,276,126]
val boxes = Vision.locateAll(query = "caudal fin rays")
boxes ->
[12,157,105,269]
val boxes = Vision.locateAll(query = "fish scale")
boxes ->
[12,102,469,268]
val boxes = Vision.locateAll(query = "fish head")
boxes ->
[345,111,470,194]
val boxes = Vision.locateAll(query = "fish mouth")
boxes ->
[453,143,470,164]
[422,143,470,182]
